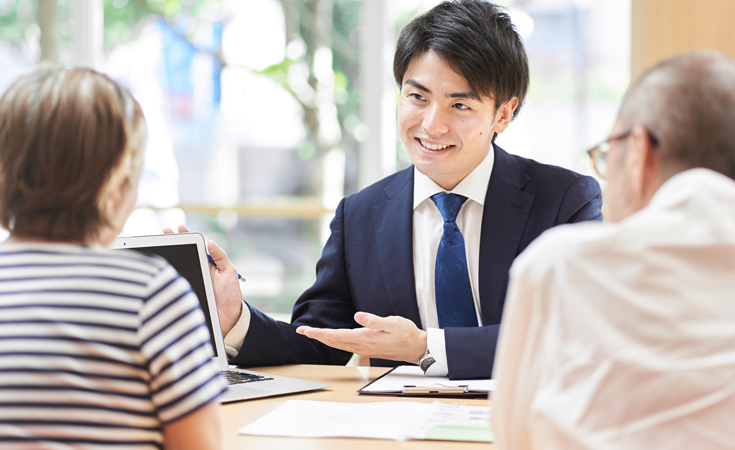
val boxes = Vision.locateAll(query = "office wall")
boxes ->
[632,0,735,80]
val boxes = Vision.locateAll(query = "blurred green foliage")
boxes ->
[331,0,360,108]
[0,0,223,54]
[103,0,224,51]
[253,0,362,194]
[0,0,45,47]
[0,1,27,44]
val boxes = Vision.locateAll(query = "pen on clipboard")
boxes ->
[207,254,245,282]
[402,384,469,395]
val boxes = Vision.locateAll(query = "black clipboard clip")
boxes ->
[402,384,469,395]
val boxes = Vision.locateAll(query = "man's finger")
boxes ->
[163,225,190,235]
[297,326,342,341]
[207,240,235,272]
[354,312,389,331]
[297,327,343,349]
[297,326,371,344]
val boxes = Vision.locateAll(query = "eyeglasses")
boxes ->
[585,129,659,179]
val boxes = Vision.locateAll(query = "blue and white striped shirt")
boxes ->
[0,243,227,449]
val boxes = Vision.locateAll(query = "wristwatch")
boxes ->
[419,353,436,373]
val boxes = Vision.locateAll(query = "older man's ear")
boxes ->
[627,124,663,212]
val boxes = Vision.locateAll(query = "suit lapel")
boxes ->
[479,145,535,326]
[372,167,422,327]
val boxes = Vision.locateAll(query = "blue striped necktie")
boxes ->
[431,193,478,329]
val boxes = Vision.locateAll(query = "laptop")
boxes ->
[112,232,329,402]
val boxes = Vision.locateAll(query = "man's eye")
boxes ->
[454,103,470,110]
[409,93,425,101]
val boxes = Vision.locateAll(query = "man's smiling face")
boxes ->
[398,50,515,190]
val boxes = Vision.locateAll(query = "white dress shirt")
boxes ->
[413,149,494,374]
[223,149,495,371]
[492,168,735,450]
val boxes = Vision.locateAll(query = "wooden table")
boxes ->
[221,365,495,449]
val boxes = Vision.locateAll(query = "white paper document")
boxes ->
[237,400,493,442]
[358,365,496,395]
[405,402,493,442]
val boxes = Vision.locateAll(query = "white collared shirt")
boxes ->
[413,149,494,375]
[492,168,735,449]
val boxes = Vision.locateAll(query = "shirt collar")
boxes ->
[649,168,735,210]
[413,147,495,210]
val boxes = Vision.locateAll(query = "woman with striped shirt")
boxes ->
[0,67,227,449]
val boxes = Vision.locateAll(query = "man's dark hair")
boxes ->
[617,50,735,180]
[393,0,529,119]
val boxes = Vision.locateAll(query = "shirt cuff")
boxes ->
[425,327,449,376]
[224,300,251,358]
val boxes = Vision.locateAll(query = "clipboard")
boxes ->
[357,365,495,398]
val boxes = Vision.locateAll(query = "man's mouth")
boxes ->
[418,138,454,151]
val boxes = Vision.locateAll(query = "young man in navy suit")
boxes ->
[176,0,602,379]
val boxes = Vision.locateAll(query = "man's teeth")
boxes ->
[420,139,450,150]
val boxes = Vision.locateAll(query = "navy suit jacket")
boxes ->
[231,145,603,379]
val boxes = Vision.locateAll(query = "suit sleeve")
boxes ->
[443,174,602,380]
[556,174,603,224]
[229,199,355,367]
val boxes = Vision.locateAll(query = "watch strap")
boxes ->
[419,354,436,373]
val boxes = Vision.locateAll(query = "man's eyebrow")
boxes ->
[404,79,431,93]
[449,91,483,101]
[404,79,483,101]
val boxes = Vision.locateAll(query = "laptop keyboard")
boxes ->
[223,370,274,385]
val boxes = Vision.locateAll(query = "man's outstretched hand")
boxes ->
[296,312,427,364]
[163,225,242,336]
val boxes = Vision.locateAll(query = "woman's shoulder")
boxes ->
[0,242,175,284]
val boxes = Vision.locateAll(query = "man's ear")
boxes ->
[626,124,662,209]
[491,97,519,135]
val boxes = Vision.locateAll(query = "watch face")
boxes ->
[420,356,436,372]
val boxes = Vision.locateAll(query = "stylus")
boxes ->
[207,254,246,282]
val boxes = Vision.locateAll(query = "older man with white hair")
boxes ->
[492,50,735,450]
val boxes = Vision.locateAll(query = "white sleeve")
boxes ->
[491,257,551,450]
[425,328,449,376]
[224,300,251,358]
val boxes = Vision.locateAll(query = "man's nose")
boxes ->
[422,104,449,135]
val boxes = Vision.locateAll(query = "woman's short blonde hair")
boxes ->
[0,66,146,241]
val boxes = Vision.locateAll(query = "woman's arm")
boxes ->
[163,401,222,450]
